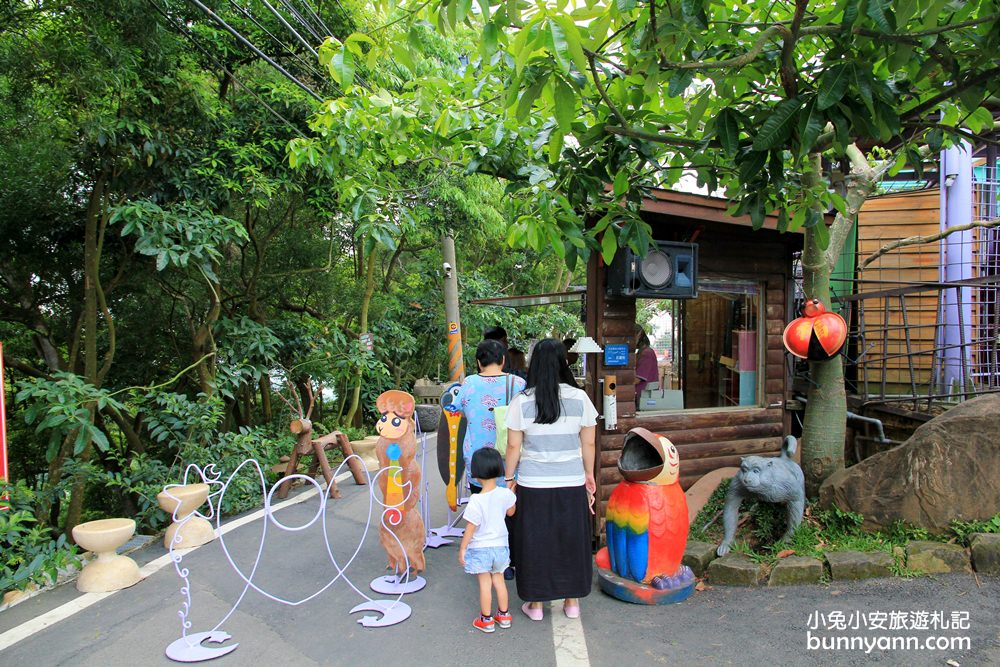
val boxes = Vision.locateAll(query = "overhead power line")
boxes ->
[261,0,372,92]
[296,0,335,37]
[278,0,322,41]
[258,0,319,58]
[228,0,328,82]
[148,0,310,138]
[185,0,324,101]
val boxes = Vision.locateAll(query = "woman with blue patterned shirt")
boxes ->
[455,339,527,493]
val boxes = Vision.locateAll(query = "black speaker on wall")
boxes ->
[606,240,698,299]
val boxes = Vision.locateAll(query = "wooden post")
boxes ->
[312,432,367,486]
[338,437,368,485]
[277,418,314,499]
[311,438,341,499]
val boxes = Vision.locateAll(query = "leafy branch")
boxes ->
[652,14,1000,72]
[603,125,702,148]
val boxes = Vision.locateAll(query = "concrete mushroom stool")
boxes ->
[157,483,215,550]
[72,518,142,593]
[350,436,380,472]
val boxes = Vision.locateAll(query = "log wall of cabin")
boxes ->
[588,219,798,538]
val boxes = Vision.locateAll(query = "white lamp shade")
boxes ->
[569,337,603,353]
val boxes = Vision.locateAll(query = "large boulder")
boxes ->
[819,394,1000,533]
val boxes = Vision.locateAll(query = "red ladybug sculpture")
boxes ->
[782,298,847,361]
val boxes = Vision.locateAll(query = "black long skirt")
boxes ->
[511,484,592,602]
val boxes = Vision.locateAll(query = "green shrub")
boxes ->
[179,427,285,516]
[950,514,1000,545]
[142,391,224,450]
[67,448,173,531]
[690,481,891,559]
[332,424,370,441]
[0,481,80,594]
[815,506,865,534]
[886,520,931,544]
[689,478,731,541]
[746,499,787,544]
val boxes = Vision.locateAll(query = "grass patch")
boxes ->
[689,479,1000,564]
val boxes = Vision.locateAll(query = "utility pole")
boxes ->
[437,236,467,518]
[442,236,464,383]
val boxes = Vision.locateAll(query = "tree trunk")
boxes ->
[241,385,253,427]
[344,251,377,426]
[318,385,325,423]
[188,258,223,397]
[334,380,347,424]
[192,277,221,397]
[65,172,106,536]
[227,396,245,429]
[40,430,75,524]
[259,374,273,422]
[104,405,145,456]
[799,149,877,496]
[552,264,565,293]
[800,234,846,497]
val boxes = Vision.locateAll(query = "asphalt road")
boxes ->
[1,448,998,667]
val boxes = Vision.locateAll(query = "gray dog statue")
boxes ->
[716,436,805,557]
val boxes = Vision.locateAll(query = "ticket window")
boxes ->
[637,278,762,412]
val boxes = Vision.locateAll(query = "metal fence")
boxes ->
[971,157,1000,390]
[791,154,1000,410]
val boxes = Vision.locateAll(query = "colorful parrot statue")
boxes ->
[436,383,466,511]
[600,427,689,589]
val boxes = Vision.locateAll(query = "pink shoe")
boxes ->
[563,603,580,619]
[521,602,543,621]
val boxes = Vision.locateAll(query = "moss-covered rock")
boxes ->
[905,541,971,574]
[970,533,1000,575]
[819,394,1000,533]
[707,554,760,586]
[682,540,718,577]
[768,556,824,586]
[825,551,894,580]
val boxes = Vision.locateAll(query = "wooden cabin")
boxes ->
[582,190,803,536]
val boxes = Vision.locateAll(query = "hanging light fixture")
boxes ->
[569,337,604,353]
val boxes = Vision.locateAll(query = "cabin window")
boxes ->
[636,277,763,411]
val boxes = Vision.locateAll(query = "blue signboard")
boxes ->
[604,344,629,367]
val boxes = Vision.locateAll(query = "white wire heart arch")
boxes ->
[162,450,417,662]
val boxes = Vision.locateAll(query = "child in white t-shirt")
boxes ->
[458,447,517,633]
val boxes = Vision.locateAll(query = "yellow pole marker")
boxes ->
[443,409,461,510]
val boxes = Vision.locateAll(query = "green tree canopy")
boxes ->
[302,0,1000,491]
[0,0,583,543]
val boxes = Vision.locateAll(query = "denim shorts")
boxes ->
[464,546,510,575]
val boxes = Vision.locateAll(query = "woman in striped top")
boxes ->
[504,338,598,621]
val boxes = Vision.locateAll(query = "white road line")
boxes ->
[550,602,591,666]
[0,471,353,653]
[0,591,116,650]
